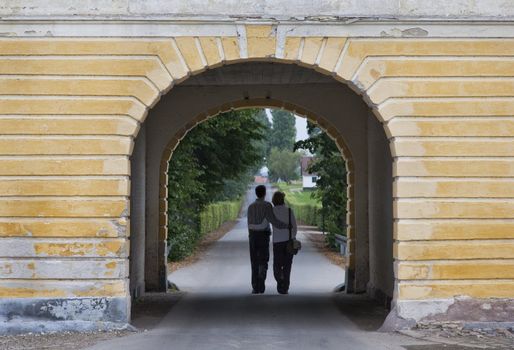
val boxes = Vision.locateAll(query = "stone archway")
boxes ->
[130,61,395,316]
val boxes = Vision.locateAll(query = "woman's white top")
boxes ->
[271,204,297,243]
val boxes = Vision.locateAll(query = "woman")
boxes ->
[271,191,297,294]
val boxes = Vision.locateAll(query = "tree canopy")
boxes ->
[268,109,296,153]
[266,109,301,182]
[295,121,347,247]
[167,109,269,260]
[250,109,271,173]
[267,147,301,183]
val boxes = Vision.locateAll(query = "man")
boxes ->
[247,185,289,294]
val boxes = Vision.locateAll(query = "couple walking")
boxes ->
[247,185,297,294]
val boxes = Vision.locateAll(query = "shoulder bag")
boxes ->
[286,208,301,255]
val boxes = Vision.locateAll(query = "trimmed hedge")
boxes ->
[284,196,344,250]
[274,183,322,227]
[169,198,243,261]
[199,198,242,235]
[286,201,322,227]
[274,183,346,251]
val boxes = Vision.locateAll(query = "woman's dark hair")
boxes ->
[272,191,285,206]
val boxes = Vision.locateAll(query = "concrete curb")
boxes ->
[0,320,137,336]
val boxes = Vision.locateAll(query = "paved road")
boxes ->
[87,186,432,350]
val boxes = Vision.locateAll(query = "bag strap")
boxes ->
[288,208,292,241]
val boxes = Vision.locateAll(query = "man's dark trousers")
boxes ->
[273,241,293,293]
[249,229,270,293]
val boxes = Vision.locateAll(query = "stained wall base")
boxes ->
[0,297,130,335]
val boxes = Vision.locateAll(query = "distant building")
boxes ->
[254,175,268,184]
[300,156,318,189]
[259,166,269,177]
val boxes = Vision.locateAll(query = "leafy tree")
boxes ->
[266,109,297,179]
[268,109,296,153]
[213,171,255,202]
[167,109,268,261]
[193,109,267,202]
[250,109,271,173]
[294,121,347,248]
[267,147,301,183]
[167,139,205,260]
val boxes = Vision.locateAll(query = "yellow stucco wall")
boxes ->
[0,25,513,304]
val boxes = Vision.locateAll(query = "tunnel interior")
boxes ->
[129,62,394,308]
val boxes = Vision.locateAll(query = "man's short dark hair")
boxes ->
[255,185,266,198]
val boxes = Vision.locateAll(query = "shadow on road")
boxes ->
[131,291,389,333]
[332,293,390,331]
[130,292,184,330]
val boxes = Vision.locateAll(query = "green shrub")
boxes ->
[274,182,322,227]
[274,182,346,250]
[286,202,321,227]
[199,198,242,235]
[169,198,242,262]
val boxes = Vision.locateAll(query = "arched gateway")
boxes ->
[0,5,513,333]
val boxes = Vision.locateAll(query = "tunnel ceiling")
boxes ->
[179,62,337,86]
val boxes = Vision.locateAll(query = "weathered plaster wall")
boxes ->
[0,21,513,332]
[2,0,514,20]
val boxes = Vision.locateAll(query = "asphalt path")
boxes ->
[87,185,432,350]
